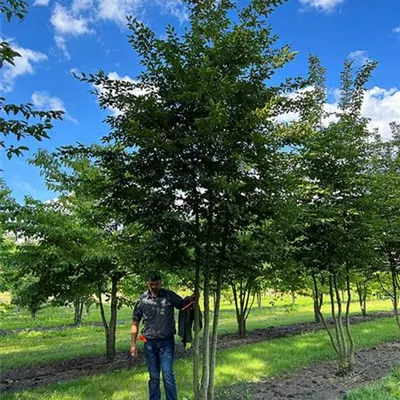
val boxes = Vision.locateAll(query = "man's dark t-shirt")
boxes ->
[132,288,185,340]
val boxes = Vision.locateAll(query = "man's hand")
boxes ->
[130,343,138,358]
[190,292,200,302]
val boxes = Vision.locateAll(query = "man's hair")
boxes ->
[148,271,162,282]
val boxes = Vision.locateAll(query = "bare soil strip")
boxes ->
[218,342,400,400]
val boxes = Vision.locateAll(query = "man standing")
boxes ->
[131,272,196,400]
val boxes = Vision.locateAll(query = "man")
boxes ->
[131,272,197,400]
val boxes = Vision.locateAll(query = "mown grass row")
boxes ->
[0,299,393,370]
[346,367,400,400]
[2,318,399,400]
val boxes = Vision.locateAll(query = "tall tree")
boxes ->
[63,0,300,398]
[369,122,400,333]
[32,149,150,359]
[289,57,378,375]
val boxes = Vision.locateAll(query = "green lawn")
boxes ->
[0,298,394,370]
[2,318,399,400]
[345,367,400,400]
[0,294,391,332]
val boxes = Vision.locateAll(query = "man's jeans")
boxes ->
[144,336,178,400]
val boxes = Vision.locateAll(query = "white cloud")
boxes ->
[299,0,344,12]
[107,72,135,83]
[0,40,47,93]
[97,0,142,24]
[72,0,94,12]
[34,0,50,6]
[393,27,400,34]
[12,179,40,196]
[275,86,400,140]
[94,72,148,116]
[50,0,188,58]
[50,3,92,36]
[157,0,188,23]
[361,87,400,140]
[348,50,370,67]
[31,91,77,123]
[54,35,70,59]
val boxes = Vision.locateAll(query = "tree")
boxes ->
[62,1,301,398]
[369,122,400,333]
[289,57,378,375]
[32,150,150,359]
[0,0,63,159]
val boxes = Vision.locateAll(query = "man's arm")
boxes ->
[169,289,199,310]
[130,320,140,357]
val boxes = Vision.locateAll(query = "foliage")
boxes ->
[0,0,63,159]
[287,56,379,374]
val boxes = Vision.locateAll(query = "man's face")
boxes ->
[148,279,161,296]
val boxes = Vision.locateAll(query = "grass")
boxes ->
[0,294,391,331]
[345,367,400,400]
[2,317,399,400]
[0,297,394,370]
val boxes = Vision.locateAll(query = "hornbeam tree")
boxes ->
[61,0,302,398]
[288,57,378,375]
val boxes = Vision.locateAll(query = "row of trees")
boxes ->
[1,0,399,399]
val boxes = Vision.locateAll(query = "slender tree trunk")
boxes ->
[193,251,201,400]
[200,201,213,400]
[345,269,355,371]
[193,185,201,400]
[312,274,322,323]
[73,298,84,326]
[98,285,110,358]
[257,292,262,309]
[332,274,350,375]
[207,271,222,400]
[390,263,400,334]
[356,282,367,317]
[98,277,119,361]
[291,290,296,305]
[107,276,118,361]
[200,265,210,400]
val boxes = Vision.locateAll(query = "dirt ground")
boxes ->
[0,311,396,395]
[218,342,400,400]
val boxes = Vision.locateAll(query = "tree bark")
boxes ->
[200,265,210,400]
[345,270,355,371]
[390,263,400,334]
[207,271,222,400]
[257,292,262,309]
[73,298,84,326]
[107,276,118,361]
[98,276,120,361]
[355,282,367,317]
[312,274,322,323]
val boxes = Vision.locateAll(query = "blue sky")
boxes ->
[1,0,400,203]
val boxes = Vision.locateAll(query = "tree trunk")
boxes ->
[390,264,400,334]
[345,269,355,371]
[207,272,222,400]
[98,277,120,362]
[291,290,296,305]
[237,315,246,337]
[107,276,118,361]
[73,298,84,326]
[200,265,210,400]
[193,253,201,400]
[312,274,322,323]
[193,187,201,400]
[356,282,367,317]
[257,292,262,309]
